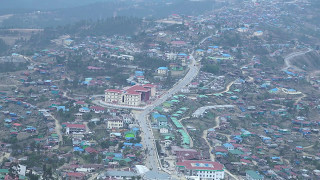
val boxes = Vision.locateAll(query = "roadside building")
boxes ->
[65,124,86,135]
[157,67,169,75]
[176,160,224,180]
[105,84,156,106]
[107,117,124,129]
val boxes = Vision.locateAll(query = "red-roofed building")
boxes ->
[66,172,86,180]
[85,147,98,154]
[73,101,88,107]
[90,106,105,114]
[66,124,86,135]
[176,160,224,180]
[105,84,156,106]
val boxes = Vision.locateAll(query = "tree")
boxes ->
[8,162,19,179]
[42,164,53,179]
[202,64,219,74]
[119,160,127,167]
[83,113,92,121]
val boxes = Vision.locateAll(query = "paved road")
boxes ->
[134,53,201,171]
[91,36,208,173]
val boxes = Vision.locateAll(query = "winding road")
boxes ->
[282,49,312,72]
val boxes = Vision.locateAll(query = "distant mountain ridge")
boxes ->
[0,0,110,10]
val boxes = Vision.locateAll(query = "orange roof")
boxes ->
[105,89,122,93]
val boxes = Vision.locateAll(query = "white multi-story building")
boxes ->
[107,117,124,129]
[176,160,225,180]
[105,84,156,106]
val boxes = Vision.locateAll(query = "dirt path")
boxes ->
[220,80,236,94]
[202,116,221,163]
[295,93,306,104]
[201,116,240,180]
[50,114,63,149]
[207,80,236,96]
[0,153,10,163]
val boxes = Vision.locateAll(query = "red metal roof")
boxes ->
[90,106,104,111]
[176,160,224,171]
[67,172,85,177]
[105,89,122,93]
[66,124,85,129]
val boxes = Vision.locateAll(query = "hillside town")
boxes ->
[0,0,320,179]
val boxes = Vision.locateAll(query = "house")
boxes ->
[246,170,264,180]
[159,125,169,134]
[119,54,134,61]
[66,172,86,180]
[73,101,88,107]
[165,52,177,60]
[253,31,263,36]
[223,143,234,151]
[65,124,86,135]
[157,67,168,75]
[157,116,168,127]
[90,106,105,114]
[121,114,133,124]
[176,160,224,180]
[74,113,83,119]
[79,107,90,113]
[196,49,205,56]
[107,117,124,129]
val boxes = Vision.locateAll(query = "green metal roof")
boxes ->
[245,170,264,179]
[0,169,9,174]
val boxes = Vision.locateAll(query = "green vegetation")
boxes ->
[202,64,220,74]
[0,39,9,55]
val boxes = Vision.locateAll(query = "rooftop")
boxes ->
[177,160,224,171]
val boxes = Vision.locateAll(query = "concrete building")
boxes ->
[176,160,225,180]
[99,170,137,179]
[65,124,86,135]
[105,84,156,106]
[107,117,124,129]
[157,67,169,75]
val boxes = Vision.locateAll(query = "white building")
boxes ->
[107,118,124,129]
[105,84,156,106]
[176,160,225,180]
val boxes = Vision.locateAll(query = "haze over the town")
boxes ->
[0,0,319,179]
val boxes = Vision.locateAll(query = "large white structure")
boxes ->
[105,84,156,106]
[176,160,225,180]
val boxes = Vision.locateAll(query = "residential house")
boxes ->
[157,67,168,75]
[159,125,169,134]
[66,172,86,180]
[90,106,105,114]
[79,107,90,113]
[246,170,264,180]
[223,143,234,151]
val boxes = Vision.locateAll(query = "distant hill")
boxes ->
[0,0,220,28]
[0,0,110,10]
